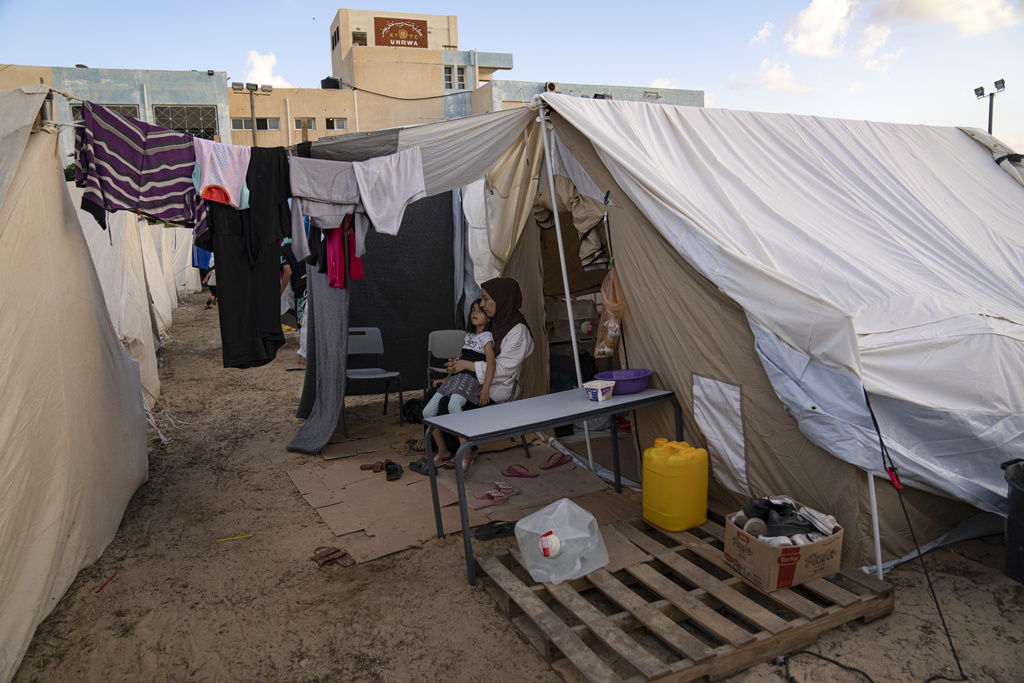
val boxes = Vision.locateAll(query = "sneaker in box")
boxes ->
[722,504,843,592]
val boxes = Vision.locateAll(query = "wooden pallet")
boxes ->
[477,515,893,683]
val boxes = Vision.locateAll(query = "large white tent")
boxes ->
[166,225,202,297]
[139,219,174,338]
[69,183,161,407]
[0,86,148,683]
[309,93,1024,569]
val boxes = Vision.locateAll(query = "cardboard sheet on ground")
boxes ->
[321,434,391,458]
[287,456,486,563]
[431,444,608,507]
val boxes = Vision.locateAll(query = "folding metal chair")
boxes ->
[426,329,467,397]
[341,327,402,438]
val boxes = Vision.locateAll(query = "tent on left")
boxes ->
[0,85,149,683]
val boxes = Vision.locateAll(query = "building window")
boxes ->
[231,117,280,131]
[352,31,367,46]
[294,118,316,131]
[71,103,140,121]
[457,66,466,90]
[332,27,340,50]
[325,117,348,131]
[444,66,453,90]
[153,105,218,139]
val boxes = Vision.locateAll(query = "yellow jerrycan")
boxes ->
[642,438,708,532]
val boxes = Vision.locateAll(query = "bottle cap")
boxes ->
[540,531,561,557]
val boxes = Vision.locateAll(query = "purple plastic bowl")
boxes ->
[594,369,652,395]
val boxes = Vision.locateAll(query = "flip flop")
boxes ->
[493,481,519,496]
[405,438,426,452]
[385,461,403,481]
[540,451,572,470]
[475,481,519,498]
[312,546,356,567]
[468,490,507,509]
[409,457,431,475]
[501,464,538,478]
[473,520,517,541]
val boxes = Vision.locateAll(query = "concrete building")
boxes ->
[1,7,703,153]
[327,8,514,126]
[0,64,231,164]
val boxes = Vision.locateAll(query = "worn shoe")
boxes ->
[742,496,795,522]
[764,535,794,548]
[766,510,816,537]
[743,517,767,537]
[798,506,839,535]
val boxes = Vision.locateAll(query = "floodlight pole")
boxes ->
[975,79,1005,135]
[249,90,259,147]
[987,92,995,135]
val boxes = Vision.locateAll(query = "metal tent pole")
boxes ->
[867,472,884,578]
[537,105,595,471]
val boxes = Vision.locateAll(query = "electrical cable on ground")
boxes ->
[776,650,876,682]
[863,389,968,683]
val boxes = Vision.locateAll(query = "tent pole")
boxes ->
[867,471,884,578]
[538,105,595,471]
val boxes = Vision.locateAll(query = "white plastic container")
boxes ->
[583,380,615,402]
[515,498,609,584]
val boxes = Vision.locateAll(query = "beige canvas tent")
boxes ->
[166,225,202,298]
[308,94,1024,571]
[70,183,161,408]
[139,218,174,338]
[0,86,148,683]
[149,224,179,309]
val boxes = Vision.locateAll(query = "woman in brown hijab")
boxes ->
[431,277,535,472]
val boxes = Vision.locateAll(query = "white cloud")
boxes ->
[873,0,1020,36]
[749,22,774,46]
[849,81,864,94]
[756,57,816,93]
[784,0,855,57]
[243,51,293,88]
[650,78,676,88]
[704,92,718,107]
[858,23,892,56]
[864,48,906,72]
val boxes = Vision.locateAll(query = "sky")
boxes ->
[2,0,1022,147]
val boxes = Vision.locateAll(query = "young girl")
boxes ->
[422,299,496,419]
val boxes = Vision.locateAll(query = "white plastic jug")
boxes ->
[515,498,609,584]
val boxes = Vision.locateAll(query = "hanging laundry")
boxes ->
[351,146,425,235]
[207,202,285,369]
[74,102,207,233]
[244,147,292,266]
[288,156,370,261]
[192,137,251,208]
[325,214,364,289]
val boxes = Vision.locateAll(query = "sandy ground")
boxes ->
[13,291,1024,683]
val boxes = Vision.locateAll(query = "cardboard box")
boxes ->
[722,506,843,592]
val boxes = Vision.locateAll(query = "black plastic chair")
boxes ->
[341,327,402,438]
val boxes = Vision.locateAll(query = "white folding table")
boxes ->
[423,387,683,584]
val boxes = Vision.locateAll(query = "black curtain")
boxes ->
[347,192,457,393]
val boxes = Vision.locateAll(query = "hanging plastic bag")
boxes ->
[594,266,625,358]
[515,498,609,584]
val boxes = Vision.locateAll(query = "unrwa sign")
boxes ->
[374,18,428,48]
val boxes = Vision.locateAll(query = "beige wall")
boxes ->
[330,9,457,97]
[227,87,357,147]
[0,65,52,90]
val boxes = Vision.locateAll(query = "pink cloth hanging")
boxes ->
[325,215,364,289]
